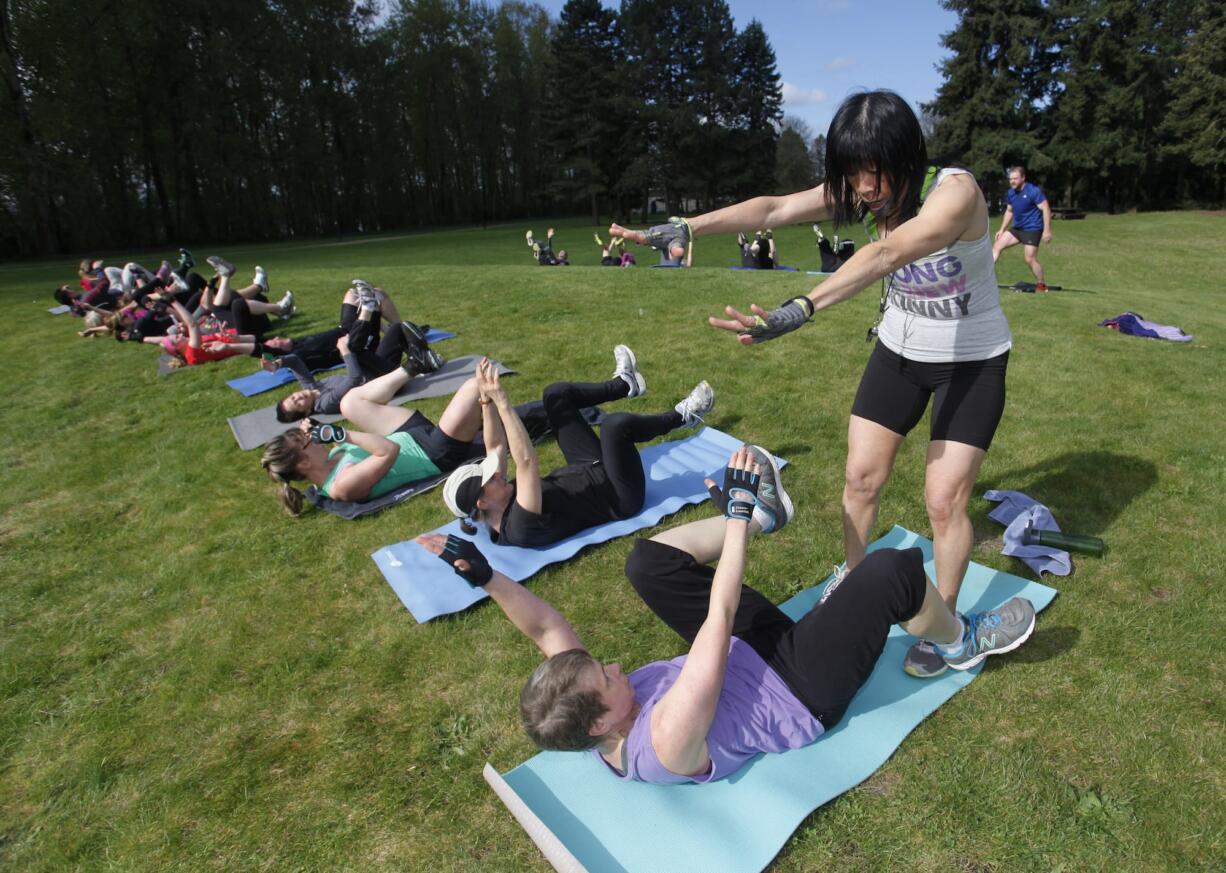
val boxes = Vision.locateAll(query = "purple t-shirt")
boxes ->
[594,637,822,784]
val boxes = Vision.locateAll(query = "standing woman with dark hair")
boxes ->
[620,90,1013,679]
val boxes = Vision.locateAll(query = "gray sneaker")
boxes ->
[943,598,1037,671]
[745,445,793,534]
[253,265,269,292]
[206,255,235,278]
[903,640,949,679]
[643,216,692,252]
[613,345,646,397]
[674,380,714,427]
[278,289,295,319]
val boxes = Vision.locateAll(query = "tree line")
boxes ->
[2,0,1219,258]
[0,0,782,257]
[925,0,1224,213]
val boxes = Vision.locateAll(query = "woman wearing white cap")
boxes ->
[443,351,714,548]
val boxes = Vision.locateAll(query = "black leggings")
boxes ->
[211,295,271,337]
[624,542,928,728]
[340,303,412,377]
[542,380,682,518]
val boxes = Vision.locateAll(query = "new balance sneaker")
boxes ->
[942,598,1037,671]
[903,641,949,679]
[744,445,793,534]
[674,380,714,428]
[278,289,295,318]
[612,344,646,398]
[253,266,269,292]
[178,247,195,270]
[594,233,604,246]
[737,231,748,247]
[206,255,234,277]
[1036,283,1049,292]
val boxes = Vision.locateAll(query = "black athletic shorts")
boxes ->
[395,411,473,471]
[851,342,1009,450]
[1008,227,1042,246]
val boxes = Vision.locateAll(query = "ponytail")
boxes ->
[262,434,308,516]
[278,482,305,516]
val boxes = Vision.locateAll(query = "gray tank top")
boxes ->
[876,168,1012,362]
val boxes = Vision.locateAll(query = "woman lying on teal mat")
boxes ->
[417,448,1036,783]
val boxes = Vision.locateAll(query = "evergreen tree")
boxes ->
[545,0,626,222]
[775,116,818,192]
[1045,0,1195,211]
[1159,0,1224,204]
[728,20,782,200]
[924,0,1055,191]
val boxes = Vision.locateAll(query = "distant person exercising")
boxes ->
[992,166,1053,290]
[526,228,570,266]
[737,230,777,269]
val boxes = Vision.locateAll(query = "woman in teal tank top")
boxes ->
[261,362,485,515]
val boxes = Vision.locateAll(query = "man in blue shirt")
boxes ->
[992,165,1053,290]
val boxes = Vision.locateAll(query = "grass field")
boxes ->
[2,212,1224,872]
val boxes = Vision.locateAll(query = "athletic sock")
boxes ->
[935,615,969,658]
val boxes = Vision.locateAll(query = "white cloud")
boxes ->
[781,82,829,106]
[824,56,857,72]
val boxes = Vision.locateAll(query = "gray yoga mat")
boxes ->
[226,355,512,450]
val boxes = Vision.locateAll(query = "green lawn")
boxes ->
[2,212,1223,871]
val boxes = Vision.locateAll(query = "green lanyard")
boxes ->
[865,166,940,342]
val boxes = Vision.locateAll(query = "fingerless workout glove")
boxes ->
[438,534,494,588]
[709,462,760,522]
[309,422,347,444]
[741,296,814,343]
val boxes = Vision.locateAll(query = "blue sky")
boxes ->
[529,0,959,138]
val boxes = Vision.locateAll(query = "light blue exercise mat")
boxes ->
[371,427,785,623]
[484,525,1058,873]
[225,328,457,396]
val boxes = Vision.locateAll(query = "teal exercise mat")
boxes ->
[372,427,785,623]
[486,525,1058,873]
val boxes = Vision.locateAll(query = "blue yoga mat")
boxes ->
[372,427,784,623]
[485,525,1058,873]
[225,328,457,396]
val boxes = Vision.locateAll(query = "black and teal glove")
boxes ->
[438,534,494,588]
[740,296,814,343]
[309,421,347,444]
[708,462,761,523]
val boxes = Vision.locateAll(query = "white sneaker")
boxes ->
[674,381,714,428]
[278,289,295,318]
[612,345,646,397]
[253,266,269,292]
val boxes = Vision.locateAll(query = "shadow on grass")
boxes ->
[984,624,1080,668]
[977,451,1157,538]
